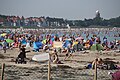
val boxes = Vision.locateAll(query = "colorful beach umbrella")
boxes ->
[5,39,14,43]
[21,39,27,45]
[90,44,104,51]
[0,33,7,36]
[33,42,39,49]
[35,42,43,48]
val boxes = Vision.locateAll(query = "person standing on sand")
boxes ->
[20,45,26,58]
[2,40,8,53]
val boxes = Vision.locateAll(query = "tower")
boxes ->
[95,10,100,18]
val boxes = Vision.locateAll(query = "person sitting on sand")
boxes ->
[84,39,91,49]
[2,40,8,53]
[16,45,26,64]
[92,58,105,69]
[104,45,110,51]
[86,58,105,69]
[86,58,119,70]
[50,49,62,64]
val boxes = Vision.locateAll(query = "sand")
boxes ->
[0,48,120,80]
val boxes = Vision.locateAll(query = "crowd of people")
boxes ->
[0,28,120,64]
[0,28,120,80]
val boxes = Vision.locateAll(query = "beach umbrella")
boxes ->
[0,33,7,36]
[97,44,104,51]
[21,39,27,45]
[90,44,104,51]
[90,44,96,51]
[42,39,46,44]
[35,41,43,48]
[32,53,49,61]
[33,42,39,49]
[5,39,14,43]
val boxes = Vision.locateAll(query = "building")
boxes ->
[95,10,100,18]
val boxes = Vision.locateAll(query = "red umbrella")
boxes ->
[112,71,120,80]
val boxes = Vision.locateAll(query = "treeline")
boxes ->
[67,16,120,27]
[0,14,120,28]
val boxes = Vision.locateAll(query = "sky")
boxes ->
[0,0,120,20]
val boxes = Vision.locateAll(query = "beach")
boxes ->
[0,0,120,79]
[0,48,120,80]
[0,28,120,80]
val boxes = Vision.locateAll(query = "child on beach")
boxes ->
[2,40,8,53]
[50,49,62,64]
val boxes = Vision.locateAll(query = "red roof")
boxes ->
[0,18,4,22]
